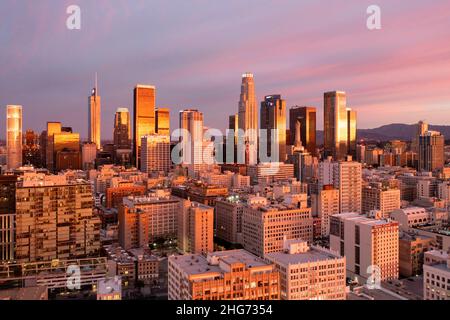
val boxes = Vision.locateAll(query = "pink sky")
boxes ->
[0,0,450,138]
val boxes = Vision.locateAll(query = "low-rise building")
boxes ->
[168,250,280,300]
[423,250,450,300]
[265,239,346,300]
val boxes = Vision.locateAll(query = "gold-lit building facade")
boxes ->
[260,95,287,162]
[324,92,357,161]
[155,108,170,136]
[14,175,101,262]
[6,105,23,170]
[133,85,156,168]
[88,87,101,149]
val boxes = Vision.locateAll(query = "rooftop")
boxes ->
[266,244,342,266]
[170,250,271,276]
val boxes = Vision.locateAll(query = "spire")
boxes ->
[95,72,98,97]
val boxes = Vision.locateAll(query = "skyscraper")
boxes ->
[179,109,204,177]
[260,95,287,162]
[412,121,429,153]
[238,73,258,165]
[114,108,131,149]
[419,130,445,172]
[45,122,62,170]
[178,200,214,255]
[141,134,171,175]
[88,76,101,150]
[324,91,351,161]
[228,114,239,163]
[289,106,316,155]
[155,108,170,136]
[133,85,156,168]
[347,108,357,160]
[0,175,17,262]
[22,129,41,167]
[6,105,22,170]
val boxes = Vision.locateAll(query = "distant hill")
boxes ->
[317,123,450,144]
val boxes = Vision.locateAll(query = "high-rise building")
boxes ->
[53,129,81,171]
[238,73,258,165]
[311,185,340,237]
[260,95,287,162]
[215,196,245,245]
[45,122,62,170]
[141,134,171,175]
[319,158,362,213]
[6,105,23,170]
[418,130,445,172]
[15,173,101,262]
[412,121,429,153]
[265,239,346,300]
[0,175,17,262]
[330,213,399,281]
[324,92,357,161]
[22,129,41,167]
[178,200,214,255]
[289,106,316,155]
[118,191,182,249]
[82,142,97,170]
[228,114,239,163]
[168,250,280,300]
[88,77,101,150]
[179,109,204,177]
[242,196,313,257]
[362,183,401,218]
[133,85,156,168]
[155,108,170,136]
[114,108,131,149]
[113,108,132,166]
[347,109,357,160]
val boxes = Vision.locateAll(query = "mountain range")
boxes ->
[316,123,450,144]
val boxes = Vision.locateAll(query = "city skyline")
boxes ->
[1,0,450,139]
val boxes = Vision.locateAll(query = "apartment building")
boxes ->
[242,196,313,257]
[330,213,399,281]
[15,173,101,262]
[118,190,182,249]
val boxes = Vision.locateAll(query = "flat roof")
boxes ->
[170,250,270,276]
[266,247,342,266]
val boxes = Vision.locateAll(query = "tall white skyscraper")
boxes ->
[179,109,204,177]
[238,73,258,165]
[6,105,23,169]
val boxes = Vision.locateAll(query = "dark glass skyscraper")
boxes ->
[260,95,287,162]
[289,106,317,155]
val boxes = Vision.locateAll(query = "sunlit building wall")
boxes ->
[133,85,156,168]
[88,86,101,149]
[6,105,22,169]
[238,73,258,165]
[289,106,317,155]
[324,91,348,161]
[260,95,287,162]
[155,108,170,136]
